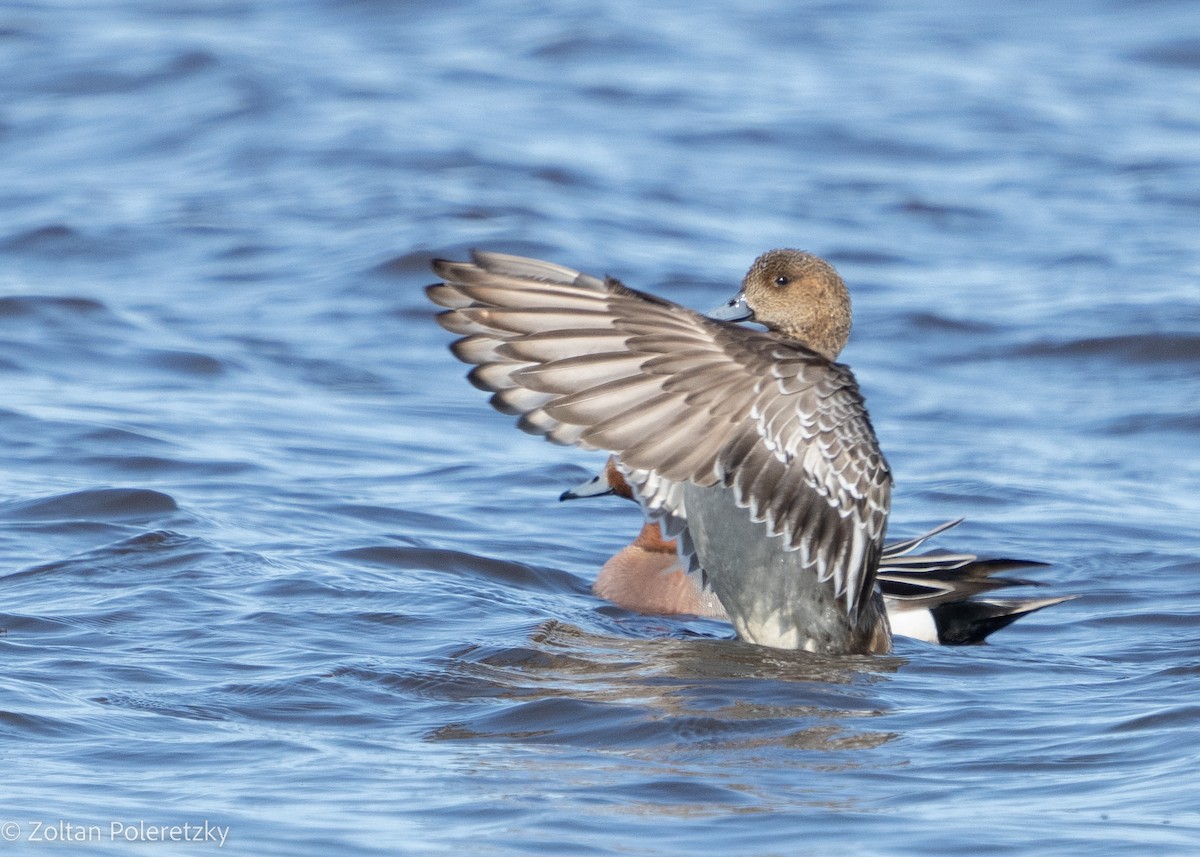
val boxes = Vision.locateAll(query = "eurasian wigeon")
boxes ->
[562,458,1072,645]
[427,249,1029,653]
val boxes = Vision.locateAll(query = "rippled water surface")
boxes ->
[2,1,1199,854]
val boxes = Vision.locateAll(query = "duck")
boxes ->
[561,457,1071,645]
[427,248,1043,654]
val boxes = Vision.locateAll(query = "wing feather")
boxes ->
[428,253,892,617]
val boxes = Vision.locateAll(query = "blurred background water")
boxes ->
[1,0,1198,854]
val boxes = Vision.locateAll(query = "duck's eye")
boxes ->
[774,276,791,287]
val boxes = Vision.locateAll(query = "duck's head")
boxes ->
[559,456,634,502]
[709,249,851,360]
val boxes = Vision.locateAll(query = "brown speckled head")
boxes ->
[739,249,851,360]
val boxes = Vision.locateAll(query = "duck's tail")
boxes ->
[879,520,1074,645]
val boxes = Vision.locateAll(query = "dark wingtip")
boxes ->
[430,257,456,278]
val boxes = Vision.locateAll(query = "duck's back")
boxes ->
[683,482,891,653]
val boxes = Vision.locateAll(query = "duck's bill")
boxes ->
[559,473,614,502]
[707,290,754,322]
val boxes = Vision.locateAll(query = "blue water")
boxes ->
[2,1,1199,854]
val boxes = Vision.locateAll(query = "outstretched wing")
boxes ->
[428,251,892,616]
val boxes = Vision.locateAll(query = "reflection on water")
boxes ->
[427,621,900,754]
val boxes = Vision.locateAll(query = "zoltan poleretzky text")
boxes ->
[2,819,229,846]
